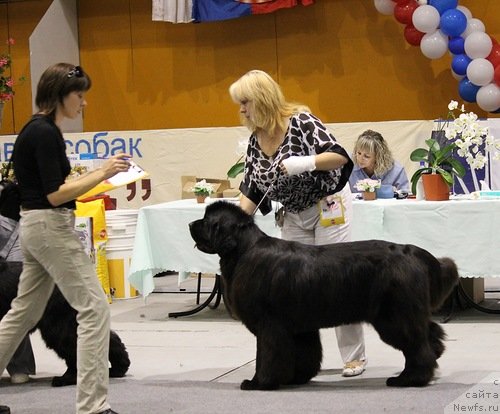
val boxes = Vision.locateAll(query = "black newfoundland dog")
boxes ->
[189,201,459,391]
[0,260,130,386]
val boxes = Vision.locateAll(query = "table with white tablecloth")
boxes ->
[128,197,500,300]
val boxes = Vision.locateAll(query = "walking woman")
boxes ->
[0,63,129,414]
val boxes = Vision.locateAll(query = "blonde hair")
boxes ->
[353,130,394,176]
[229,70,309,135]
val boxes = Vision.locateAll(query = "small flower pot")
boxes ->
[422,174,450,201]
[362,191,377,201]
[195,194,208,204]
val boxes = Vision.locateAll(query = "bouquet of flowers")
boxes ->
[355,178,381,192]
[0,38,25,104]
[191,179,214,197]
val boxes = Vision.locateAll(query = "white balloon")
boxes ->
[463,18,486,38]
[420,30,448,59]
[476,83,500,112]
[412,5,440,34]
[467,58,494,86]
[464,31,493,59]
[374,0,395,15]
[456,5,472,20]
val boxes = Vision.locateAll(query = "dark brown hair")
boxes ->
[35,63,92,120]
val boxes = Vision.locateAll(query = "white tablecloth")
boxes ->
[128,198,500,297]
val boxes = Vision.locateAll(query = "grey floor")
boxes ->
[1,273,500,413]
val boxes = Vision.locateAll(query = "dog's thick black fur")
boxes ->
[189,201,459,391]
[0,260,130,387]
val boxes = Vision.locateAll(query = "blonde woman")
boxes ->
[229,69,367,378]
[349,130,409,193]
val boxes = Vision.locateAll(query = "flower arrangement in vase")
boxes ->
[192,179,214,203]
[0,38,25,104]
[410,100,499,200]
[355,178,381,201]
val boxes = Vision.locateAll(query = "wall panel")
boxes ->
[1,0,499,135]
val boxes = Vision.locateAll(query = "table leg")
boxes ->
[457,279,500,315]
[168,274,222,318]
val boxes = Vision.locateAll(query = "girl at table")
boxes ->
[229,69,367,377]
[349,129,409,193]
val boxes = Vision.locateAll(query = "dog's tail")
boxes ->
[430,257,460,310]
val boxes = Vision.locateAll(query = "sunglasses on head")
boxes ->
[67,66,83,78]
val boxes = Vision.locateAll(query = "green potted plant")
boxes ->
[409,138,466,200]
[408,100,499,201]
[355,178,381,201]
[191,179,214,203]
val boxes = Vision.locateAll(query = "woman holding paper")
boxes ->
[0,63,128,414]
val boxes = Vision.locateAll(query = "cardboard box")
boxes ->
[181,176,231,199]
[222,188,240,198]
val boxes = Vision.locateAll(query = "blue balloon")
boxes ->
[448,36,465,54]
[451,54,471,76]
[440,9,467,37]
[458,78,480,103]
[429,0,458,15]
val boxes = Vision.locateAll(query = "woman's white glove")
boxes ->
[281,155,316,176]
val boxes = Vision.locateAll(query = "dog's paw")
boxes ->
[51,374,76,387]
[240,379,257,390]
[386,375,429,387]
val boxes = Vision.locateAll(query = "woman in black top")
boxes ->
[0,63,129,414]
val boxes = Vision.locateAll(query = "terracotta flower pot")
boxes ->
[422,174,450,201]
[362,191,377,201]
[195,194,208,204]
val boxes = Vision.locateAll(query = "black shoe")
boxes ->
[0,406,11,414]
[99,410,118,414]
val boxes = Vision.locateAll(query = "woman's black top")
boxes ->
[13,115,75,210]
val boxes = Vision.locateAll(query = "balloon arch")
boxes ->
[374,0,500,113]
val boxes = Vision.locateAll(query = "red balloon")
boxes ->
[393,0,411,4]
[404,24,425,46]
[394,0,419,25]
[487,44,500,68]
[495,65,500,86]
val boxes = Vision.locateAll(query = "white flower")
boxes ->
[236,139,248,157]
[443,101,500,171]
[355,178,381,192]
[448,100,458,111]
[192,179,214,195]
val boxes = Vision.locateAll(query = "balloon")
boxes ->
[495,65,500,87]
[466,58,494,86]
[404,24,425,46]
[374,0,395,15]
[456,5,472,20]
[448,36,465,54]
[476,83,500,112]
[464,31,493,59]
[451,54,472,76]
[428,0,458,15]
[394,1,419,25]
[420,30,449,59]
[451,68,465,81]
[462,18,486,38]
[412,5,440,33]
[440,9,467,37]
[458,77,480,102]
[486,44,500,68]
[393,0,412,4]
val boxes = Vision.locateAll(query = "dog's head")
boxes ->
[189,201,254,256]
